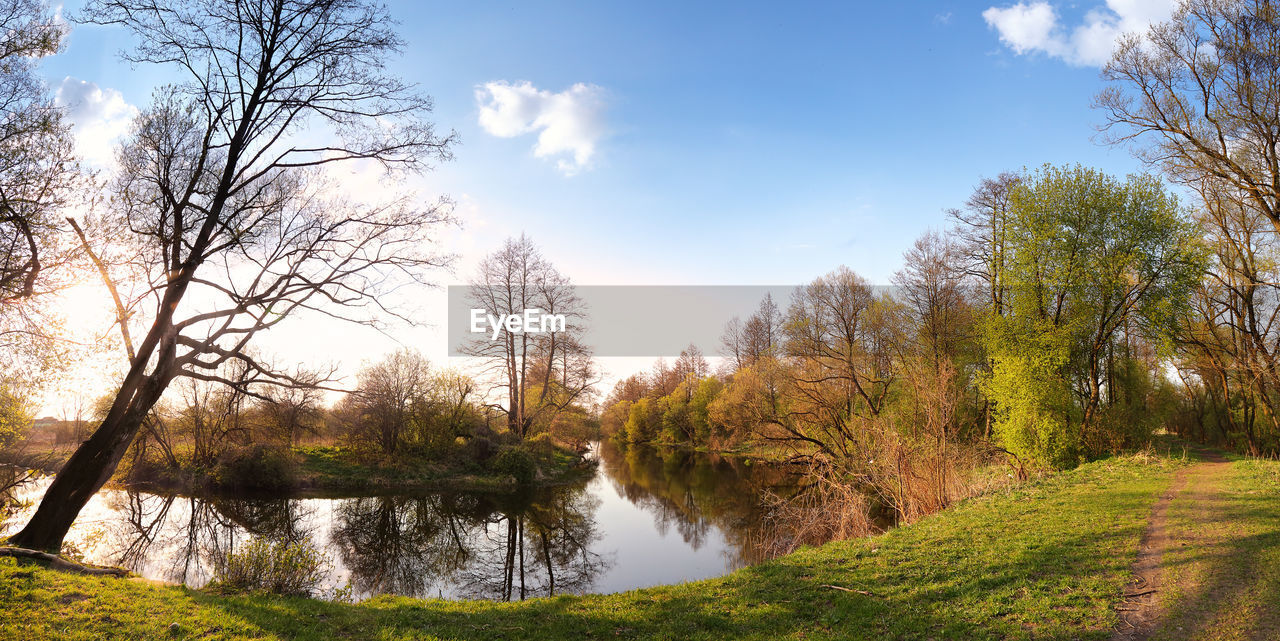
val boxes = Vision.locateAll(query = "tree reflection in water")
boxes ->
[100,481,608,601]
[331,494,476,597]
[597,440,802,568]
[107,492,317,586]
[3,442,804,600]
[332,486,608,601]
[450,487,606,600]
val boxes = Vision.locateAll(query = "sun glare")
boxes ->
[52,282,115,342]
[36,282,124,418]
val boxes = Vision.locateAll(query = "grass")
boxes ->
[293,445,509,492]
[1146,454,1280,640]
[0,451,1197,640]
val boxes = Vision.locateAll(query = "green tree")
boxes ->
[624,397,658,443]
[0,379,33,449]
[688,376,723,444]
[983,320,1077,468]
[984,165,1203,468]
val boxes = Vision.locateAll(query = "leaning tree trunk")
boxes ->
[5,305,182,552]
[5,370,171,552]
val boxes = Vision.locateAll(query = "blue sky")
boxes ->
[35,0,1181,411]
[42,1,1172,284]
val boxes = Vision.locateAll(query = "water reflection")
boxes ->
[0,465,34,521]
[597,441,800,568]
[331,489,606,600]
[1,443,801,601]
[98,493,317,587]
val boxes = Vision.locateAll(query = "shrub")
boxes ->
[491,445,536,484]
[213,445,297,490]
[527,432,557,456]
[211,538,328,597]
[463,434,495,465]
[120,442,179,486]
[0,382,33,449]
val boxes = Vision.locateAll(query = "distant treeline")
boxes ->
[599,162,1280,529]
[25,348,598,491]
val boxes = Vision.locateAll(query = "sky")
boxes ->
[33,0,1183,415]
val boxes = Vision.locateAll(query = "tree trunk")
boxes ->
[6,372,168,552]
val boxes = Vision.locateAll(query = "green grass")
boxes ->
[1148,456,1280,640]
[0,452,1193,640]
[292,445,489,491]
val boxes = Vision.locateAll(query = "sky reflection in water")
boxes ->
[1,443,798,601]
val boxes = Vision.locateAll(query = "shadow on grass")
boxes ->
[192,482,1165,641]
[1144,461,1280,641]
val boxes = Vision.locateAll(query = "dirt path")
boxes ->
[1112,450,1232,641]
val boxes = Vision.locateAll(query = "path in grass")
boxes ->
[1116,450,1280,641]
[1113,460,1194,640]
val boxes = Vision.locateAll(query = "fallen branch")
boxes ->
[820,584,872,596]
[1123,589,1157,598]
[0,547,129,577]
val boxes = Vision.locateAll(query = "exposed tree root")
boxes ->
[0,547,129,577]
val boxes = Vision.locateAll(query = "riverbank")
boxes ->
[9,447,1277,639]
[609,436,801,466]
[0,441,596,496]
[289,444,595,493]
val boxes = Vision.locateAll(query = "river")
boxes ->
[0,442,800,601]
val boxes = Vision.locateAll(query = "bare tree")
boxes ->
[176,365,253,469]
[0,0,75,306]
[1095,0,1280,455]
[720,294,784,372]
[9,0,455,551]
[720,316,746,371]
[743,294,783,365]
[891,230,973,370]
[341,349,432,455]
[1175,176,1280,454]
[464,235,596,439]
[1097,0,1280,232]
[771,267,898,460]
[947,173,1020,436]
[672,344,709,381]
[260,370,325,447]
[947,172,1019,316]
[0,0,82,387]
[647,357,681,397]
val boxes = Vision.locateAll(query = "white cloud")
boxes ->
[476,80,606,176]
[55,77,138,168]
[983,0,1178,66]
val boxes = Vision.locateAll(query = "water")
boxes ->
[0,442,799,601]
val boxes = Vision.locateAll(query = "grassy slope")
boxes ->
[0,453,1196,640]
